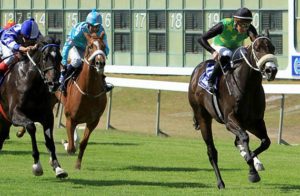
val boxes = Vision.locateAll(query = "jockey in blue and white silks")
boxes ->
[0,18,41,79]
[59,9,112,93]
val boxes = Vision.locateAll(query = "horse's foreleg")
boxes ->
[75,119,98,170]
[226,117,260,183]
[247,119,271,171]
[234,136,265,171]
[65,118,77,154]
[24,122,44,176]
[42,117,68,178]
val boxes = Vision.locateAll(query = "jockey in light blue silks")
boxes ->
[0,18,41,81]
[59,9,112,93]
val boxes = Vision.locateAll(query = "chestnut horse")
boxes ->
[188,34,278,189]
[0,36,68,178]
[56,32,107,169]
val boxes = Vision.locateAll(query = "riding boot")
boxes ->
[103,74,114,92]
[60,65,75,94]
[59,65,68,84]
[208,63,221,94]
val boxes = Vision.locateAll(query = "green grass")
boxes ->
[0,126,300,195]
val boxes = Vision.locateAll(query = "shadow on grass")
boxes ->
[65,178,211,188]
[121,165,241,172]
[266,183,300,192]
[55,141,140,146]
[0,150,48,156]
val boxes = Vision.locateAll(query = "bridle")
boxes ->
[240,36,278,72]
[26,43,60,87]
[74,37,107,98]
[83,39,106,73]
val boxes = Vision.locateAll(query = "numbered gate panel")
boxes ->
[102,12,112,65]
[168,12,183,67]
[97,0,113,9]
[132,11,147,66]
[65,0,78,9]
[132,0,147,9]
[15,0,31,9]
[167,0,183,9]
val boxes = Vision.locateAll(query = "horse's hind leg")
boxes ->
[0,122,10,150]
[195,108,225,189]
[16,127,26,138]
[75,119,98,170]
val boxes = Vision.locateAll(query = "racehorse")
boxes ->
[0,36,68,178]
[188,32,278,189]
[56,32,107,169]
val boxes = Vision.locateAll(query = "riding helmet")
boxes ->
[233,7,253,21]
[86,9,102,26]
[21,18,39,40]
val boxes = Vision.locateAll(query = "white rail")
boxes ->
[57,77,300,144]
[105,77,300,144]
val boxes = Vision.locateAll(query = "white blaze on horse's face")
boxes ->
[51,51,56,58]
[87,40,105,73]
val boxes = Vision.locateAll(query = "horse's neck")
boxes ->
[231,47,262,96]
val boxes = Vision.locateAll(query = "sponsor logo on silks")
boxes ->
[292,56,300,76]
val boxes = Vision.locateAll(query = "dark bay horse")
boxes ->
[0,36,68,178]
[56,32,107,169]
[188,34,278,189]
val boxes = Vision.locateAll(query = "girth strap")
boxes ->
[212,94,224,123]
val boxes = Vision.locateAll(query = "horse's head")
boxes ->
[249,31,278,81]
[83,32,106,73]
[34,36,61,92]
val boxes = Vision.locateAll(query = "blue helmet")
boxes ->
[86,9,102,26]
[21,18,39,40]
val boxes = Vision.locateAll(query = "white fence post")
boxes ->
[106,90,113,130]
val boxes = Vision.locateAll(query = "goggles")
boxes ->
[237,22,250,29]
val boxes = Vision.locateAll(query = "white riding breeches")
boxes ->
[0,42,17,64]
[68,46,85,68]
[212,45,233,58]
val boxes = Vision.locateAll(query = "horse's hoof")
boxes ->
[32,161,43,176]
[75,161,81,170]
[16,131,25,138]
[255,162,265,171]
[55,167,68,178]
[217,181,225,189]
[248,172,260,183]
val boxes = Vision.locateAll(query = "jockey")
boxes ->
[0,18,41,80]
[59,9,112,93]
[198,7,258,94]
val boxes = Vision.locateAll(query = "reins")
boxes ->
[240,36,278,72]
[26,43,60,84]
[71,43,106,98]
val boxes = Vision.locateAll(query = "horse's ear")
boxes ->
[249,31,257,42]
[55,38,61,46]
[100,31,105,39]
